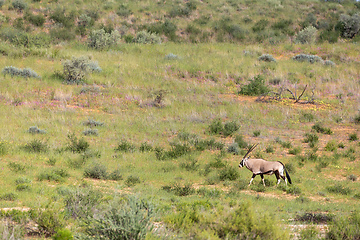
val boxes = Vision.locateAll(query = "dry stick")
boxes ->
[295,84,307,103]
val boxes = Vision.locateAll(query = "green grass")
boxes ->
[0,41,359,239]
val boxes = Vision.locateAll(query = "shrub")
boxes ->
[223,121,239,136]
[0,28,50,48]
[300,112,315,122]
[25,12,45,27]
[8,162,26,173]
[64,187,102,219]
[38,168,69,182]
[52,228,73,240]
[139,142,153,152]
[28,126,46,134]
[31,206,65,237]
[2,66,40,78]
[62,56,92,84]
[327,184,352,195]
[11,0,27,11]
[296,212,334,224]
[326,211,360,239]
[66,133,89,153]
[49,7,74,28]
[84,162,108,179]
[312,122,332,134]
[0,192,17,201]
[50,27,76,42]
[81,197,154,240]
[347,174,357,181]
[219,166,239,181]
[325,140,337,151]
[234,135,248,149]
[115,139,136,152]
[108,169,123,181]
[238,74,270,96]
[258,54,276,62]
[82,129,98,136]
[133,30,161,44]
[209,118,223,135]
[354,113,360,124]
[324,60,336,66]
[180,159,200,172]
[295,26,317,44]
[348,133,358,141]
[124,175,140,187]
[252,19,269,32]
[303,133,319,148]
[227,142,240,155]
[116,4,132,17]
[88,29,120,50]
[163,182,195,196]
[288,147,302,155]
[286,186,302,195]
[293,54,324,64]
[22,139,48,153]
[83,118,104,127]
[338,14,360,39]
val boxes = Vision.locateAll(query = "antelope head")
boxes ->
[239,143,258,168]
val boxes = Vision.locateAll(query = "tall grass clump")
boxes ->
[238,74,270,96]
[80,197,155,240]
[312,122,332,134]
[22,139,48,153]
[66,133,89,153]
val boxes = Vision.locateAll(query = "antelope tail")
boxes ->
[284,167,292,184]
[279,161,292,184]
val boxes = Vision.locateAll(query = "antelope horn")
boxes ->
[243,143,259,159]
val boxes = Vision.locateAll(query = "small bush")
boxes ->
[25,12,45,27]
[347,174,357,181]
[303,133,319,148]
[180,159,200,172]
[325,140,337,152]
[64,187,103,219]
[125,175,141,187]
[0,193,17,201]
[133,30,161,44]
[52,228,73,240]
[81,197,154,240]
[31,206,65,237]
[295,26,317,44]
[296,212,334,224]
[219,166,239,181]
[11,0,27,11]
[8,162,26,173]
[293,54,324,64]
[38,168,69,182]
[66,133,89,153]
[2,66,40,78]
[286,186,302,195]
[0,141,8,156]
[227,142,240,155]
[234,135,248,149]
[108,169,123,181]
[83,118,104,127]
[165,53,179,60]
[258,54,276,62]
[223,121,240,136]
[312,123,332,134]
[84,162,108,179]
[300,112,315,122]
[115,139,136,152]
[49,7,74,28]
[22,139,48,153]
[326,211,360,240]
[82,129,98,136]
[266,145,274,153]
[28,126,46,134]
[139,142,153,152]
[324,60,336,66]
[163,182,195,196]
[209,118,223,135]
[288,147,302,155]
[88,29,120,50]
[62,56,93,84]
[338,14,360,39]
[238,74,270,96]
[327,184,352,195]
[348,133,358,141]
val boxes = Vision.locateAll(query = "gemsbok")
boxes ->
[239,143,292,187]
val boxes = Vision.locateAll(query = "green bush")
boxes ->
[125,175,141,187]
[252,19,269,32]
[0,141,7,156]
[219,165,239,181]
[49,7,75,28]
[50,27,76,42]
[25,12,45,27]
[22,139,48,153]
[66,133,89,153]
[327,184,352,195]
[31,206,65,237]
[258,54,276,62]
[227,142,240,155]
[163,182,195,196]
[64,187,102,219]
[88,29,121,50]
[295,26,317,44]
[81,197,154,240]
[115,139,136,152]
[348,133,358,141]
[234,135,248,149]
[303,133,319,148]
[326,211,360,239]
[293,54,324,64]
[84,162,108,179]
[52,228,73,240]
[338,14,360,39]
[2,66,40,78]
[139,142,153,152]
[238,74,270,96]
[133,30,161,44]
[223,121,240,136]
[62,56,93,84]
[0,192,17,201]
[312,122,332,134]
[38,168,70,182]
[11,0,27,11]
[8,162,26,173]
[108,168,123,181]
[116,4,132,17]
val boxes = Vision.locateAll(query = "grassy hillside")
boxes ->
[0,0,359,239]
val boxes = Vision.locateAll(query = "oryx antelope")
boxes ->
[239,144,292,187]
